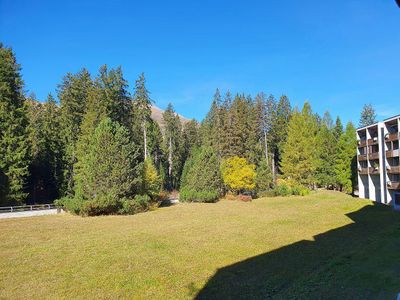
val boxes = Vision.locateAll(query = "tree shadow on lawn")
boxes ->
[195,203,400,299]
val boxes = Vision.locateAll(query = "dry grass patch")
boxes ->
[1,191,399,299]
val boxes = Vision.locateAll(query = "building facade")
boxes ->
[357,115,400,210]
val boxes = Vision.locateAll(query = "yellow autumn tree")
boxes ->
[141,158,161,199]
[221,156,256,194]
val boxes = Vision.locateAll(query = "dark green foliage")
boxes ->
[335,122,357,193]
[26,94,63,203]
[359,104,377,128]
[180,146,222,202]
[180,190,219,203]
[183,119,200,160]
[120,195,151,214]
[0,44,30,205]
[132,73,152,160]
[163,103,184,190]
[315,112,337,188]
[58,68,92,195]
[255,159,273,192]
[72,118,140,215]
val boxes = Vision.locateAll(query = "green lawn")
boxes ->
[1,191,399,299]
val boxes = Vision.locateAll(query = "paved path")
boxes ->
[0,209,60,219]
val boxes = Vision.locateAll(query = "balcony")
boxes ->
[387,181,400,190]
[358,154,367,161]
[368,137,379,145]
[368,152,380,160]
[358,167,368,175]
[369,167,380,175]
[385,132,399,142]
[358,139,367,147]
[386,149,400,158]
[387,166,400,174]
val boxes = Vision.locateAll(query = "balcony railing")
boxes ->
[358,167,368,175]
[358,139,367,147]
[386,149,400,158]
[387,181,400,190]
[385,132,399,142]
[387,165,400,174]
[369,167,380,175]
[358,154,367,161]
[368,137,379,145]
[368,152,380,160]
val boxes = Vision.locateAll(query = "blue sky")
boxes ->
[1,0,399,124]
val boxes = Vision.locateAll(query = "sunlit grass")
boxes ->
[1,191,399,299]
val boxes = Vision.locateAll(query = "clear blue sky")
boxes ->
[1,0,399,124]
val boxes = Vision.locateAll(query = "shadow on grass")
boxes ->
[195,203,400,299]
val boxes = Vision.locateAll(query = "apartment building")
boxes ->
[357,115,400,210]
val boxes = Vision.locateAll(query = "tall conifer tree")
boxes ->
[281,102,318,186]
[132,73,152,160]
[0,44,30,205]
[58,68,92,195]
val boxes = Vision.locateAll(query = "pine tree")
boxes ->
[0,44,30,205]
[315,112,337,188]
[183,119,199,160]
[73,118,140,214]
[58,68,92,195]
[333,116,343,142]
[271,95,291,176]
[147,119,165,168]
[335,122,357,193]
[180,146,222,202]
[255,159,273,192]
[201,89,221,149]
[229,94,251,158]
[359,104,377,128]
[132,73,152,160]
[163,103,184,190]
[253,93,270,163]
[26,94,63,203]
[219,91,233,158]
[281,102,318,187]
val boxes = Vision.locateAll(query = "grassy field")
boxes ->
[1,191,399,299]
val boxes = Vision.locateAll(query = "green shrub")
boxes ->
[54,197,83,215]
[256,178,310,198]
[274,184,292,197]
[120,195,151,214]
[180,189,219,203]
[291,185,310,196]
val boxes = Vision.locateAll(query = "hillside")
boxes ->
[151,105,190,129]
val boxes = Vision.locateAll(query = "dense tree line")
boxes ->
[190,91,358,198]
[1,43,361,212]
[0,44,195,212]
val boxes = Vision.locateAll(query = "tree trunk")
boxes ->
[264,131,268,165]
[272,154,276,183]
[143,121,148,160]
[168,136,173,177]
